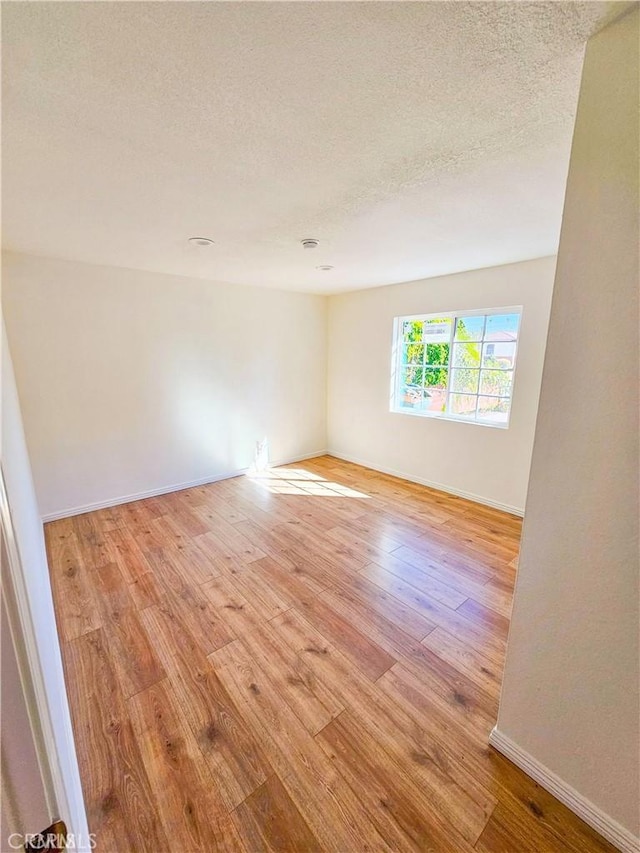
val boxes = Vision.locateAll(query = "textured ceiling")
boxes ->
[1,1,626,293]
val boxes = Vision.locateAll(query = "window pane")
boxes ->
[454,315,484,341]
[399,366,424,409]
[423,368,448,413]
[451,368,479,394]
[480,369,513,396]
[403,320,424,342]
[453,341,481,367]
[424,367,448,389]
[425,342,450,367]
[402,366,423,386]
[402,344,424,365]
[422,317,452,344]
[449,393,477,418]
[482,341,516,369]
[399,388,424,409]
[485,313,520,342]
[477,396,510,424]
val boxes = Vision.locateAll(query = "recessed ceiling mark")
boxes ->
[188,236,215,247]
[301,239,319,249]
[317,265,334,271]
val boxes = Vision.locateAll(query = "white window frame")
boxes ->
[390,305,523,429]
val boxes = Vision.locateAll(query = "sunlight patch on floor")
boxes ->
[246,467,370,498]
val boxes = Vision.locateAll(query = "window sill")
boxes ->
[389,407,510,429]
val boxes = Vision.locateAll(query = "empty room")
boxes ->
[1,2,638,853]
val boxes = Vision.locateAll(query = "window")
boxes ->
[391,308,522,427]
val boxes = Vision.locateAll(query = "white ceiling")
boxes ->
[1,2,624,294]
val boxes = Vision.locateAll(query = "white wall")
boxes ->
[1,327,89,846]
[327,257,555,514]
[2,253,327,518]
[495,8,639,848]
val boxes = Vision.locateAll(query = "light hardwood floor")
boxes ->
[45,455,615,853]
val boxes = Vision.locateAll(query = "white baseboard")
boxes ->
[41,448,524,522]
[489,727,639,853]
[326,450,524,517]
[40,450,328,522]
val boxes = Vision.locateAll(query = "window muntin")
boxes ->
[392,308,521,427]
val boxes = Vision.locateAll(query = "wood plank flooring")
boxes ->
[45,456,615,853]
